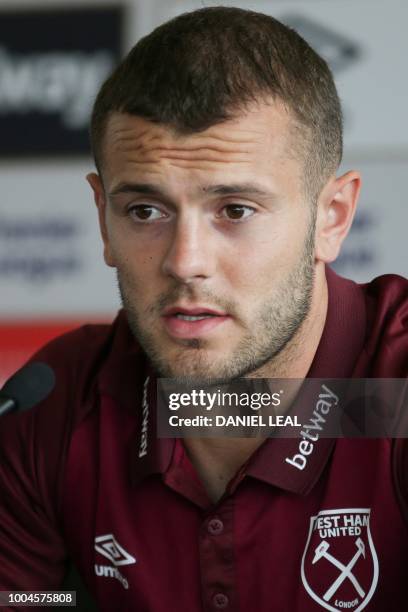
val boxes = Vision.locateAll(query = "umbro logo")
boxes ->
[94,534,136,566]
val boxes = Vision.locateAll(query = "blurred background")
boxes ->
[0,0,407,385]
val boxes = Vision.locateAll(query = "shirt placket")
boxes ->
[199,497,238,612]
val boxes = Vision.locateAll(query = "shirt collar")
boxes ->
[245,266,367,494]
[98,266,367,492]
[97,310,173,485]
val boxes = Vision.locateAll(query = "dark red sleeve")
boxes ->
[0,323,110,597]
[393,439,408,526]
[376,276,408,522]
[363,274,408,377]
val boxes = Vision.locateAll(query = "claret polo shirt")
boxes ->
[0,267,407,612]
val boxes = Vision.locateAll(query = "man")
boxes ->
[0,6,407,611]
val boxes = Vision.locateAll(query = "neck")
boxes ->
[183,266,329,503]
[183,436,265,503]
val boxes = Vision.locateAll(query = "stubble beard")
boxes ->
[118,216,316,383]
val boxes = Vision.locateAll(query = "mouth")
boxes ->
[162,305,231,339]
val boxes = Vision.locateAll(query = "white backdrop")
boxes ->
[0,0,406,323]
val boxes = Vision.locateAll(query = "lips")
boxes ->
[163,306,227,317]
[162,305,230,339]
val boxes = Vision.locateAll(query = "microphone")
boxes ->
[0,362,55,417]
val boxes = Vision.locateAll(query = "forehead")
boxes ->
[100,101,302,192]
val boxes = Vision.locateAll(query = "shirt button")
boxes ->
[213,593,229,609]
[208,518,224,535]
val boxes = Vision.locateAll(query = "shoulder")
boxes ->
[28,309,135,418]
[362,273,407,317]
[323,268,407,376]
[367,276,408,518]
[359,273,407,376]
[0,311,136,518]
[31,320,116,407]
[23,318,117,432]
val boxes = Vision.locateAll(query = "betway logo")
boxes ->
[0,47,113,128]
[285,385,339,471]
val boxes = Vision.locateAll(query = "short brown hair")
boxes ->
[90,6,343,200]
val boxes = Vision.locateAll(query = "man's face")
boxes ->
[93,102,317,381]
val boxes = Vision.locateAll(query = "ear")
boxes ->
[86,172,116,268]
[314,170,361,264]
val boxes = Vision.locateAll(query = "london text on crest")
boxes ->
[301,508,379,611]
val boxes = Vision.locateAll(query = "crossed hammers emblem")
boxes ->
[312,538,366,602]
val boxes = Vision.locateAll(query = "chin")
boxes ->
[166,350,220,378]
[153,346,233,382]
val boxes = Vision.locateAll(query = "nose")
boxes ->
[161,213,215,283]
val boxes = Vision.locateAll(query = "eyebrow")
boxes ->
[203,183,272,197]
[109,183,162,197]
[109,182,274,198]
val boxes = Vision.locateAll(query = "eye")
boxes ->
[128,204,167,222]
[220,204,255,221]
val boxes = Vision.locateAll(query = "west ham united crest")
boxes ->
[301,508,379,611]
